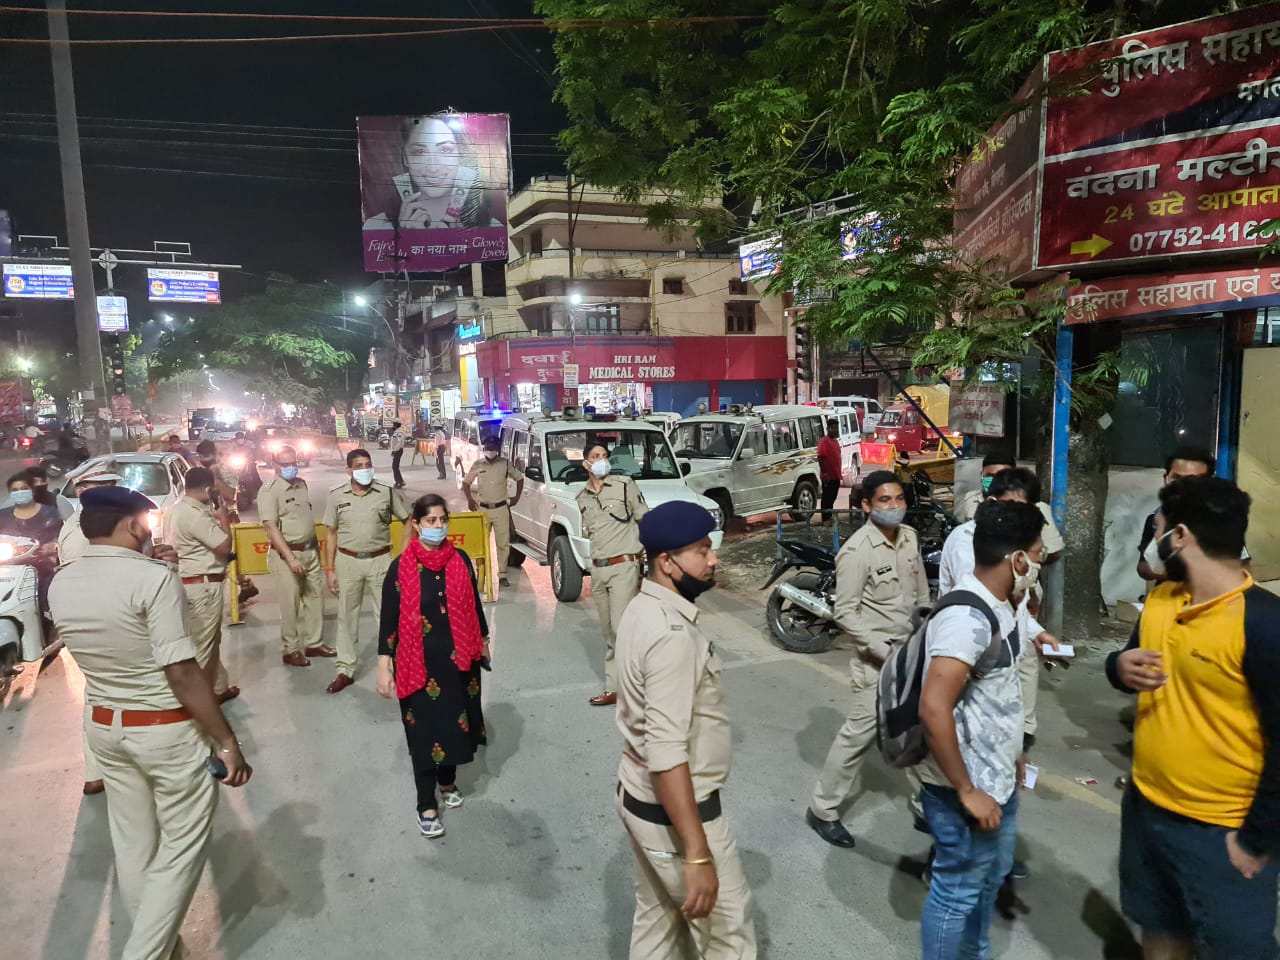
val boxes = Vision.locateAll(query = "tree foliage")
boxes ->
[149,274,375,409]
[538,0,1274,425]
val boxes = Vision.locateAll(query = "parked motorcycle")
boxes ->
[0,535,56,696]
[225,448,263,511]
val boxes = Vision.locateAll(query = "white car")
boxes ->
[670,405,824,520]
[59,452,190,536]
[500,411,724,602]
[819,395,885,433]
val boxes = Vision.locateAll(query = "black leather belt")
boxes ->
[284,541,316,552]
[593,553,641,568]
[479,500,509,509]
[620,786,721,826]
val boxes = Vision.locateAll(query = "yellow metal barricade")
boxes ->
[228,511,494,623]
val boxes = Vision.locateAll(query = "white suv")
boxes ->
[500,411,724,602]
[670,405,824,521]
[819,395,885,432]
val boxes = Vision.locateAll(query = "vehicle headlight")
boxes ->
[299,440,315,453]
[888,432,897,441]
[0,543,14,562]
[228,454,246,471]
[148,510,163,533]
[708,506,724,531]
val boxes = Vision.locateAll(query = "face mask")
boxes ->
[590,459,611,478]
[1011,551,1041,594]
[420,524,448,546]
[1145,529,1187,581]
[981,475,995,494]
[352,468,375,486]
[10,489,33,506]
[484,451,499,461]
[279,466,299,481]
[669,556,715,603]
[870,506,907,529]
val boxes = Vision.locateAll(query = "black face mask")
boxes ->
[669,556,715,603]
[1157,533,1188,582]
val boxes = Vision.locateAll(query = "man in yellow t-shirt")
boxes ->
[1107,475,1279,959]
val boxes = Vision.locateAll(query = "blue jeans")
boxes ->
[920,783,1018,960]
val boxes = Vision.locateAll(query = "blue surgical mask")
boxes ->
[352,468,375,486]
[279,466,299,481]
[420,524,448,545]
[10,489,33,506]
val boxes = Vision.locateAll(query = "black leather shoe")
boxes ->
[806,808,856,848]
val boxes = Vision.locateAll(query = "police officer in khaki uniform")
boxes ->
[196,439,259,602]
[49,486,252,960]
[806,470,930,848]
[463,436,524,586]
[615,501,756,959]
[577,440,648,706]
[259,446,335,667]
[163,466,238,705]
[322,447,409,694]
[56,467,124,797]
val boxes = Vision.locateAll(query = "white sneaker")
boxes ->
[441,788,464,809]
[416,813,445,838]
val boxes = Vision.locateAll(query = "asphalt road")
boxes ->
[2,447,1154,958]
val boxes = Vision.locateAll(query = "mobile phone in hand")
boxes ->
[205,756,228,780]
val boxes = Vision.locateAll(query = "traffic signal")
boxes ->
[108,334,127,396]
[794,322,813,382]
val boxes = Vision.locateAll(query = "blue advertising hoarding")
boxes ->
[738,235,782,281]
[147,268,221,303]
[2,262,74,299]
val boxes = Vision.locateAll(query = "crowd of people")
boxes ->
[19,431,1278,959]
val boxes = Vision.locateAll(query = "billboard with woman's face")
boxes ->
[358,113,510,272]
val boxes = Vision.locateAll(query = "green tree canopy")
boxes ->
[149,274,376,409]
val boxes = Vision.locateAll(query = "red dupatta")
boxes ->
[394,537,484,698]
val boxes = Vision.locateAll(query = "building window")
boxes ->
[725,301,756,334]
[662,277,684,295]
[728,278,749,295]
[585,304,621,333]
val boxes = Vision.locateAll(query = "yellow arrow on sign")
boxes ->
[1070,234,1113,257]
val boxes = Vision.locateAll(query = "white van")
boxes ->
[822,408,863,485]
[820,395,885,433]
[670,404,824,520]
[500,411,723,602]
[450,409,504,486]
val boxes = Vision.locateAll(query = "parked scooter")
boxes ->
[0,535,56,696]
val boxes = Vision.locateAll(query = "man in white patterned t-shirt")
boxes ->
[917,499,1045,960]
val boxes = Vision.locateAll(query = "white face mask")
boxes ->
[1011,551,1041,594]
[352,468,375,486]
[590,459,611,478]
[484,451,498,461]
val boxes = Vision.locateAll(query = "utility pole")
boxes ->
[47,0,110,428]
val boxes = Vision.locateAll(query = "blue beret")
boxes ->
[638,501,716,553]
[81,485,156,514]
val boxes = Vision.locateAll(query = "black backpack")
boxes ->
[876,590,1004,769]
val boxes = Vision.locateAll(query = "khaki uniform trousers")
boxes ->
[810,654,922,821]
[616,792,757,960]
[334,551,392,678]
[184,581,229,695]
[83,705,101,782]
[1019,638,1039,737]
[87,716,217,960]
[592,559,641,691]
[484,505,511,570]
[268,548,324,655]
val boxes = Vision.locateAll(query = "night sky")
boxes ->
[0,0,566,300]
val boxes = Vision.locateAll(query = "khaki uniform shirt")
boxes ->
[57,509,88,565]
[616,580,732,805]
[956,491,1065,555]
[576,476,648,560]
[323,480,409,552]
[258,476,317,545]
[49,546,195,711]
[165,496,229,577]
[215,461,240,494]
[833,521,930,662]
[464,456,525,505]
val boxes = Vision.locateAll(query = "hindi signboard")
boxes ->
[951,386,1007,438]
[3,263,73,299]
[1038,6,1280,270]
[147,268,221,303]
[562,362,580,390]
[358,113,511,272]
[1063,265,1280,325]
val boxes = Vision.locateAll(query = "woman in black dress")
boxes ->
[377,493,489,839]
[0,470,64,610]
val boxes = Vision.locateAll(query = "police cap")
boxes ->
[639,501,716,554]
[81,485,156,515]
[482,436,501,451]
